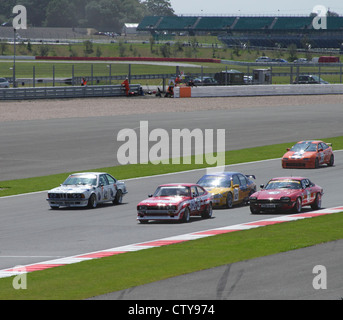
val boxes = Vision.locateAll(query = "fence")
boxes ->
[0,84,141,100]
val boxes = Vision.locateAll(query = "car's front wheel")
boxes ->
[226,193,233,209]
[293,197,302,213]
[181,207,190,223]
[88,194,97,209]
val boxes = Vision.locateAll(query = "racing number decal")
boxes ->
[233,188,239,202]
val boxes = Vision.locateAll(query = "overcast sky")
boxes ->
[170,0,343,16]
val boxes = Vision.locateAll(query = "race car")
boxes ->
[249,177,323,214]
[47,172,127,209]
[197,172,256,208]
[282,140,334,169]
[137,183,212,223]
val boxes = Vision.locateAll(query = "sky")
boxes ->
[170,0,343,16]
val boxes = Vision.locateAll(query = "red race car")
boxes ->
[137,183,212,223]
[249,177,323,214]
[282,140,334,169]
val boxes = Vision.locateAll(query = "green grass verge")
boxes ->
[0,212,342,300]
[1,135,342,198]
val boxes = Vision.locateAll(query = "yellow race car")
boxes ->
[197,172,256,208]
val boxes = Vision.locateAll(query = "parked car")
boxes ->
[256,56,271,62]
[137,183,212,223]
[192,77,218,86]
[293,58,309,64]
[293,75,329,84]
[0,78,10,88]
[47,172,127,209]
[249,177,323,214]
[282,140,334,169]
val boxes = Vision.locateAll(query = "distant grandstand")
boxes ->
[137,16,343,49]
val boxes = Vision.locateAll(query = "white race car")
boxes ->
[47,172,128,209]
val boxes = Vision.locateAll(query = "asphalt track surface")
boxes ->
[1,102,343,181]
[1,99,343,300]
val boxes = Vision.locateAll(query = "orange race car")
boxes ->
[282,140,334,169]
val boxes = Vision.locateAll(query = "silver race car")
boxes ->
[47,172,128,209]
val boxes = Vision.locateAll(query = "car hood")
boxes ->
[139,196,189,206]
[253,189,297,199]
[284,151,315,159]
[203,187,229,194]
[49,185,95,193]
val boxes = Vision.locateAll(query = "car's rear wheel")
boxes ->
[293,197,302,213]
[88,194,97,209]
[201,203,212,219]
[311,193,322,210]
[113,190,123,205]
[328,154,334,167]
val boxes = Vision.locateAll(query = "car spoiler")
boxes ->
[326,142,332,147]
[245,174,256,180]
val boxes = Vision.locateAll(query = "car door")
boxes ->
[190,186,200,214]
[238,174,250,202]
[99,174,112,203]
[301,179,312,205]
[232,175,241,203]
[196,186,208,212]
[320,143,330,163]
[105,174,117,200]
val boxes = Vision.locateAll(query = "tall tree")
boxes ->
[142,0,175,16]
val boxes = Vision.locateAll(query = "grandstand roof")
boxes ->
[137,15,343,32]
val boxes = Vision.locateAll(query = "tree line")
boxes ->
[0,0,175,31]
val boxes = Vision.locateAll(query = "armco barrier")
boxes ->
[35,56,221,63]
[0,84,141,100]
[174,84,343,98]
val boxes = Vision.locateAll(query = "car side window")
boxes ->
[191,186,198,197]
[238,174,247,188]
[197,186,205,196]
[321,143,328,150]
[232,175,240,186]
[106,174,116,184]
[301,180,307,189]
[99,175,109,186]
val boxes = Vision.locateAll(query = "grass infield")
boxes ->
[0,136,342,299]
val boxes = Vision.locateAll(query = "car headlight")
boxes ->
[138,205,147,211]
[249,197,257,202]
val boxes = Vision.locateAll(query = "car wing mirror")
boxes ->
[148,194,153,197]
[260,184,265,189]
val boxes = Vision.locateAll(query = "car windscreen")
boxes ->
[197,176,231,188]
[154,186,190,197]
[290,142,317,152]
[265,180,302,190]
[63,174,97,186]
